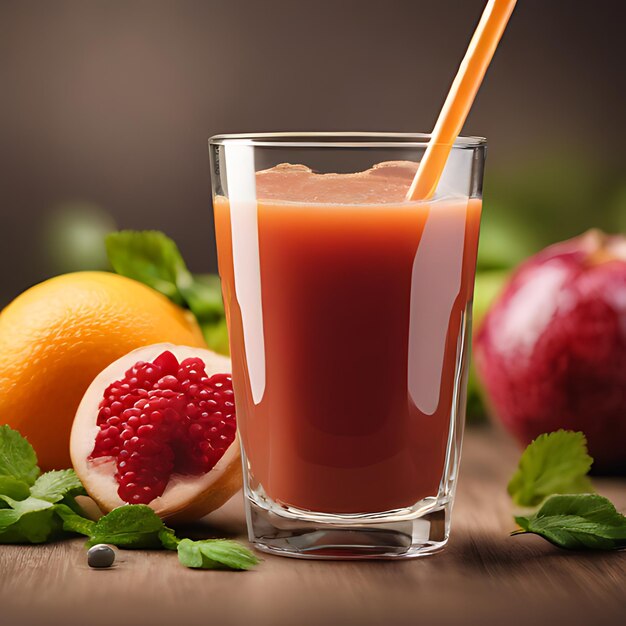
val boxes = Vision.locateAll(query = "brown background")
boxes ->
[1,0,625,305]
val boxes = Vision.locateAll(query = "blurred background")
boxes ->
[1,0,624,306]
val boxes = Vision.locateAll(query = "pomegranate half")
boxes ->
[71,343,242,522]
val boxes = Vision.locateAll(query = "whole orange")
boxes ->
[0,272,206,470]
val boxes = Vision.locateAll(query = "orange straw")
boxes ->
[407,0,517,201]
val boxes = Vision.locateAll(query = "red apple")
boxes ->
[474,230,626,473]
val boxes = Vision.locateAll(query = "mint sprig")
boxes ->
[514,494,626,551]
[0,426,259,570]
[177,538,260,570]
[0,427,88,543]
[0,427,257,570]
[509,430,626,551]
[105,231,228,353]
[508,430,594,507]
[81,505,258,571]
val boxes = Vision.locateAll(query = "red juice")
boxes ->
[214,161,481,514]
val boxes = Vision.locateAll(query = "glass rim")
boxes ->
[209,131,486,149]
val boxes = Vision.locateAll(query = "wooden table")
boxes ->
[1,428,624,626]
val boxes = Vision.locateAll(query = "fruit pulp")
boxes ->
[214,162,481,514]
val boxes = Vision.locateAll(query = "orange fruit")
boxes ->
[0,272,206,470]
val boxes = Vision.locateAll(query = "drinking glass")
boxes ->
[210,132,486,559]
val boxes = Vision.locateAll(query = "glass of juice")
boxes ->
[209,132,485,559]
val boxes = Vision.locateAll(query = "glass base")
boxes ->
[246,495,451,560]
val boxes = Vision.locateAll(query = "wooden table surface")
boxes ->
[1,427,624,626]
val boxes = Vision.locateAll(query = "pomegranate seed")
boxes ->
[152,350,179,375]
[156,375,179,390]
[120,429,133,441]
[90,350,236,505]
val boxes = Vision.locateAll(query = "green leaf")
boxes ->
[181,274,225,324]
[30,469,85,503]
[0,508,20,529]
[0,493,96,543]
[105,230,189,305]
[105,231,229,345]
[54,503,97,537]
[87,505,165,549]
[0,496,57,543]
[508,430,594,507]
[199,316,230,356]
[0,509,59,543]
[177,538,259,570]
[0,476,31,501]
[159,526,180,551]
[0,496,54,525]
[0,425,40,485]
[513,494,626,551]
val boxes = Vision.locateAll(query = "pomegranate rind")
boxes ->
[70,343,241,522]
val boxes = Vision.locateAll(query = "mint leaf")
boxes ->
[177,538,259,570]
[87,505,165,548]
[0,509,59,543]
[199,316,230,355]
[30,469,85,503]
[508,430,594,507]
[0,425,40,485]
[0,507,21,529]
[181,276,228,352]
[180,273,225,322]
[105,231,229,354]
[105,230,189,305]
[0,496,55,526]
[0,496,57,543]
[0,487,96,544]
[0,476,31,501]
[86,504,257,570]
[159,527,180,550]
[0,486,260,569]
[55,503,97,537]
[514,494,626,551]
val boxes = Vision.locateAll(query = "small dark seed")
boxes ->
[87,544,116,569]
